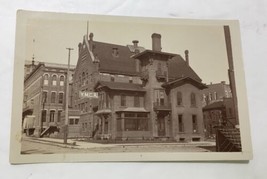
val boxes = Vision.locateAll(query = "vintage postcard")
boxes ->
[10,10,253,163]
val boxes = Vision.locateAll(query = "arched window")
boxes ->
[52,75,57,86]
[59,75,64,86]
[43,74,49,85]
[191,92,196,107]
[177,91,182,106]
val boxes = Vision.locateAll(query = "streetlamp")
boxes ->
[63,48,73,144]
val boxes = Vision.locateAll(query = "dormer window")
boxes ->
[112,47,119,57]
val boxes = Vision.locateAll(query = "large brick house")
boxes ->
[72,32,207,141]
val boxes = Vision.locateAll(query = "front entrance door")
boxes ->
[158,115,166,136]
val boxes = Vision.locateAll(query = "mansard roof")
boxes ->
[86,39,202,81]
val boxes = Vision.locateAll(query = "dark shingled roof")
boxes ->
[92,41,137,75]
[95,81,146,92]
[168,55,202,82]
[203,101,224,111]
[162,76,207,90]
[90,41,202,82]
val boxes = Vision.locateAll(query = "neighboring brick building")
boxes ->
[201,81,232,107]
[71,32,207,142]
[202,98,236,138]
[23,62,75,137]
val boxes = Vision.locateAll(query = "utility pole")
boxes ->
[223,25,239,126]
[64,47,74,144]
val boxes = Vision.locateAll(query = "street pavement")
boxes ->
[21,136,216,154]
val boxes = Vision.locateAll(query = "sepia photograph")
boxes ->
[9,10,252,163]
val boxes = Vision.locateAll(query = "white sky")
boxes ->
[26,17,229,84]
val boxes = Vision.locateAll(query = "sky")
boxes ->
[25,16,230,84]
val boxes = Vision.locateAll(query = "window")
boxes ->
[69,118,79,125]
[192,115,198,133]
[44,74,49,85]
[134,96,140,107]
[75,118,79,125]
[154,89,165,106]
[214,92,217,100]
[178,115,184,132]
[124,113,148,131]
[121,94,126,106]
[52,75,57,86]
[42,91,48,104]
[129,77,133,83]
[69,118,74,125]
[59,75,64,86]
[50,110,55,122]
[177,91,182,106]
[157,62,162,73]
[57,111,61,122]
[41,110,46,122]
[111,75,115,82]
[191,92,196,107]
[58,92,64,104]
[51,92,56,103]
[106,93,110,108]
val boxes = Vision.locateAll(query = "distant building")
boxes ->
[202,98,236,138]
[201,81,232,107]
[71,32,207,142]
[23,61,75,137]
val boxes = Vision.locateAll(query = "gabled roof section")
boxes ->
[94,81,145,92]
[91,41,138,75]
[162,76,207,90]
[168,55,202,82]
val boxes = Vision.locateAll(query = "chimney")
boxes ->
[151,33,162,51]
[89,33,94,51]
[132,40,139,48]
[78,43,82,53]
[31,54,35,66]
[185,50,189,65]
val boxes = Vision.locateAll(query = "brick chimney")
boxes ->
[132,40,139,48]
[185,50,189,66]
[89,33,94,51]
[151,33,162,51]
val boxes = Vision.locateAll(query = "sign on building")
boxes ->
[79,91,98,99]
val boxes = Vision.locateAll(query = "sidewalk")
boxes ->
[23,136,215,150]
